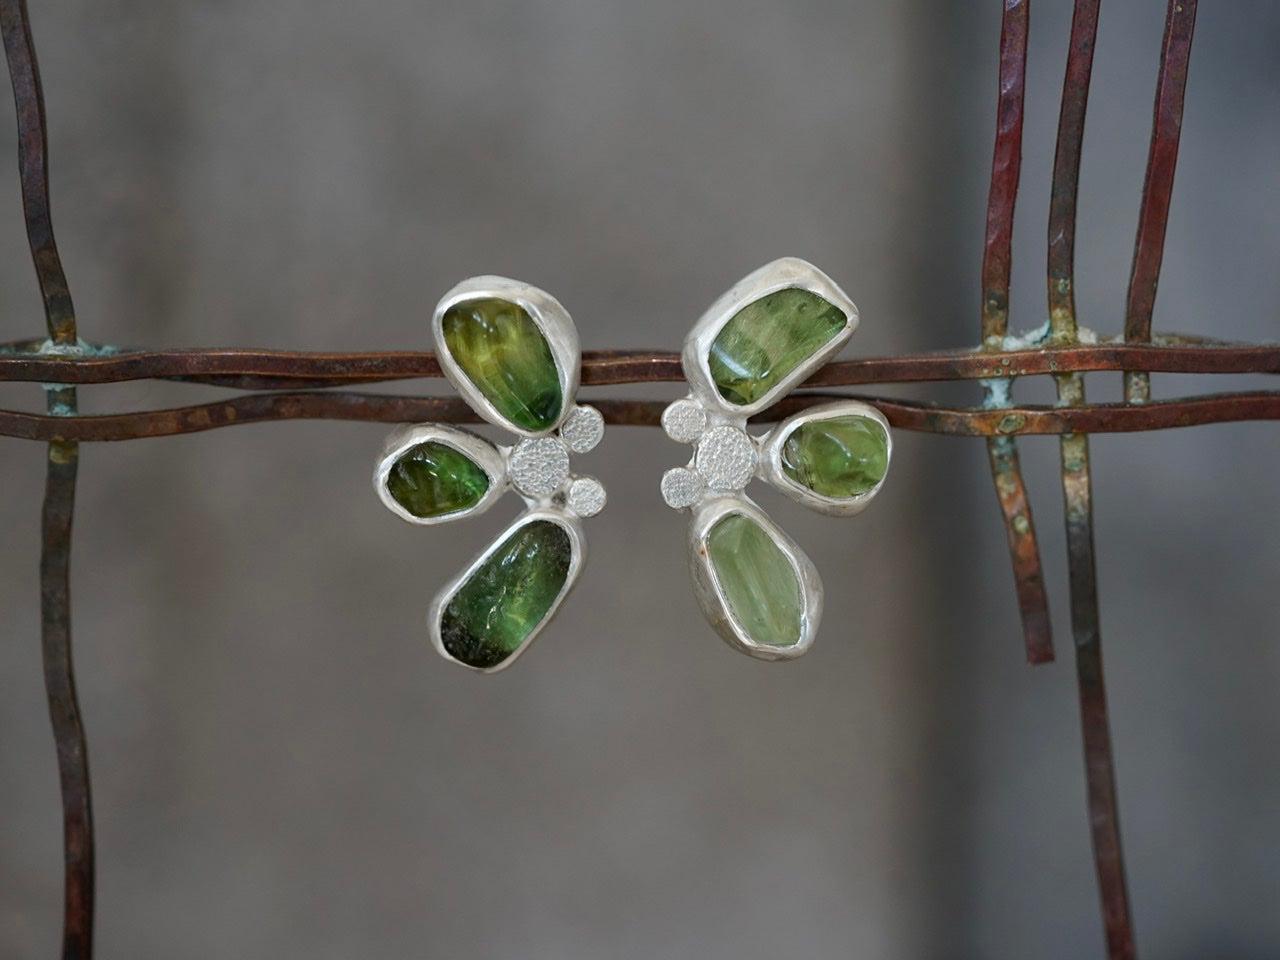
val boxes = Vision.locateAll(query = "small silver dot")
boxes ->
[560,404,605,453]
[695,425,756,491]
[509,437,571,497]
[661,399,707,444]
[567,476,607,517]
[661,466,705,509]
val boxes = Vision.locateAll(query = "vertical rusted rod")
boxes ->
[1,1,92,957]
[981,0,1054,665]
[1123,0,1199,404]
[1048,2,1135,957]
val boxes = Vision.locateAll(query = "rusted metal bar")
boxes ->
[1048,1,1135,957]
[0,388,1277,443]
[1123,0,1198,404]
[0,339,1277,390]
[1,1,94,957]
[981,0,1053,664]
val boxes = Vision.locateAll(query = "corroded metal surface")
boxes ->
[1124,0,1199,404]
[1,339,1279,390]
[1049,1,1135,957]
[1,388,1278,442]
[1,0,93,956]
[980,0,1053,664]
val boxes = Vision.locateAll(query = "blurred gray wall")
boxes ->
[1,2,1278,957]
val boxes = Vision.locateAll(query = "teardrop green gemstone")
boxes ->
[440,519,572,669]
[441,298,563,431]
[707,513,802,648]
[707,288,846,407]
[386,441,490,519]
[781,415,889,499]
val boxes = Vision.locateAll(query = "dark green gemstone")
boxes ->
[441,298,563,431]
[781,415,889,499]
[707,288,846,406]
[707,513,802,648]
[386,441,490,519]
[440,519,572,669]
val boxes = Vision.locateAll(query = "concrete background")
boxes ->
[1,1,1278,957]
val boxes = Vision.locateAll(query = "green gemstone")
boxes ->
[707,288,846,406]
[386,441,490,519]
[781,415,889,499]
[441,298,563,431]
[707,513,802,648]
[440,519,572,669]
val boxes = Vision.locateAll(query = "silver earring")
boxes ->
[375,276,605,673]
[660,258,892,661]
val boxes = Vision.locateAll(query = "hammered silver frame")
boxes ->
[426,508,587,675]
[432,275,581,438]
[688,496,822,661]
[681,257,859,418]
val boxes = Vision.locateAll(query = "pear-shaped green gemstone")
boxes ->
[781,415,888,499]
[441,298,563,431]
[440,519,572,669]
[707,513,802,648]
[386,441,490,519]
[707,288,846,406]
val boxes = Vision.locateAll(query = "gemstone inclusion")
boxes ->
[706,513,802,648]
[440,519,572,669]
[707,288,845,406]
[386,441,490,519]
[781,415,889,499]
[441,297,563,432]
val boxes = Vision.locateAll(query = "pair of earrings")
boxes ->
[373,258,892,672]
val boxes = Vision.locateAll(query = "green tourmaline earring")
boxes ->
[660,258,892,661]
[375,276,605,673]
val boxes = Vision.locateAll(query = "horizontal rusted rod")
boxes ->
[0,338,1278,391]
[0,388,1277,443]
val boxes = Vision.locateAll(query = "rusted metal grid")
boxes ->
[1,0,1271,957]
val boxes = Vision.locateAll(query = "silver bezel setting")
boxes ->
[432,275,581,438]
[681,257,859,418]
[375,275,604,672]
[759,400,893,517]
[688,496,823,662]
[374,423,508,526]
[427,508,587,675]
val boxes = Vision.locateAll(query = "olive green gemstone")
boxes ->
[440,519,572,669]
[781,415,889,499]
[707,513,802,648]
[386,441,490,519]
[441,298,563,431]
[707,288,846,406]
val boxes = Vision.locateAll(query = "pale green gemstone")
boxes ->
[781,415,888,499]
[439,520,572,669]
[706,513,802,648]
[441,298,563,431]
[708,288,846,406]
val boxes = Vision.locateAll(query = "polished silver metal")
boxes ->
[681,256,859,418]
[427,508,587,675]
[687,496,822,661]
[758,400,892,517]
[375,275,604,671]
[374,424,508,526]
[661,258,890,661]
[432,275,581,438]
